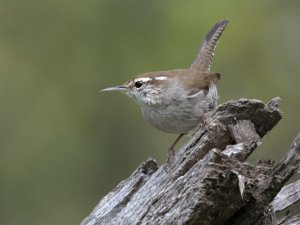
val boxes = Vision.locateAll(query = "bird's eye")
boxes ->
[134,81,143,88]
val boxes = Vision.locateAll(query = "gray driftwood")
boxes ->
[81,97,300,225]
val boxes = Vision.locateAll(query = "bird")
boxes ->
[101,19,229,164]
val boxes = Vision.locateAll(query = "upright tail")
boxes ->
[190,19,229,71]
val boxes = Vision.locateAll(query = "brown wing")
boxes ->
[168,69,220,95]
[181,71,220,95]
[190,20,229,71]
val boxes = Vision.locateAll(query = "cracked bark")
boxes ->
[81,97,300,225]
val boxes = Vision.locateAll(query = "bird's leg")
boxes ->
[167,134,184,164]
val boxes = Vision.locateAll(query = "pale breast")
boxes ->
[141,85,218,134]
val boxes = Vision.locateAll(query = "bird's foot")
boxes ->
[202,111,214,129]
[167,147,175,164]
[163,147,175,172]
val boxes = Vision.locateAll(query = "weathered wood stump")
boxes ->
[81,97,300,225]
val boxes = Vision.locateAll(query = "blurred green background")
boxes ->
[1,0,300,224]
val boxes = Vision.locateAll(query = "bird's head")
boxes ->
[100,73,170,106]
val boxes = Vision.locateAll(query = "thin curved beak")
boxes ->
[99,86,127,92]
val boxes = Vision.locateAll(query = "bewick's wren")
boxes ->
[101,19,229,164]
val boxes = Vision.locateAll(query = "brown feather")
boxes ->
[190,20,229,71]
[135,69,220,95]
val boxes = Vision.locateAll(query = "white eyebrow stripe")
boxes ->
[134,77,152,83]
[154,76,168,81]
